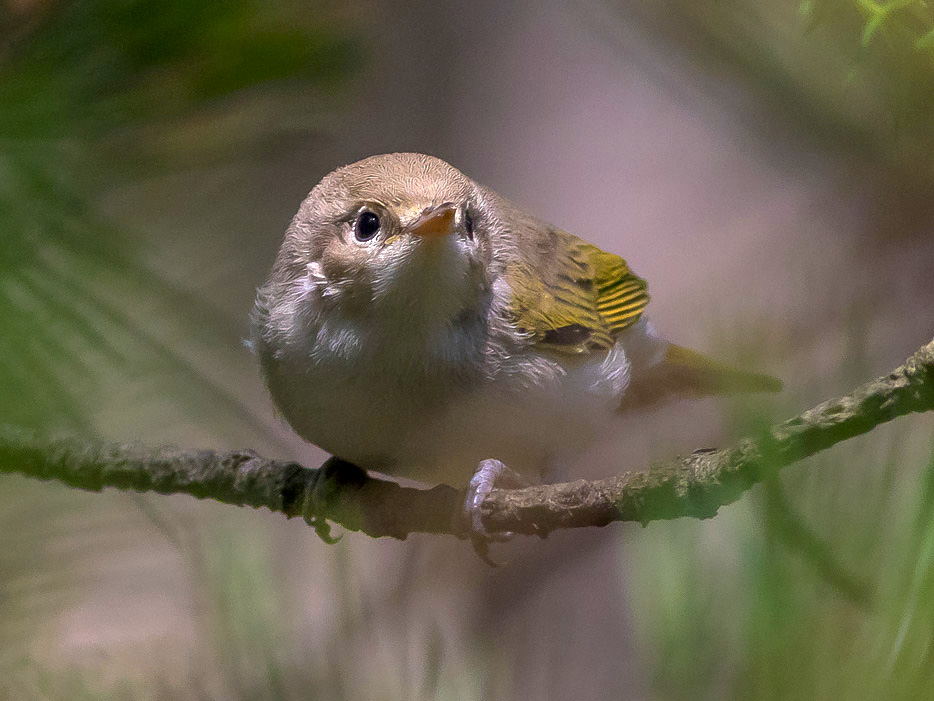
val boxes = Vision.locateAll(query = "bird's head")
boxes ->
[274,153,502,329]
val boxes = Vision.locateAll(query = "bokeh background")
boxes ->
[2,0,934,698]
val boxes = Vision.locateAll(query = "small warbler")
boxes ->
[252,153,780,537]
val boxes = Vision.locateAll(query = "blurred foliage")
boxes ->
[627,431,934,701]
[606,0,934,182]
[0,0,355,132]
[0,0,359,431]
[624,323,934,700]
[0,1,360,696]
[2,1,933,699]
[843,0,934,56]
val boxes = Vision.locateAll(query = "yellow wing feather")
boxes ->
[589,248,650,334]
[506,227,650,354]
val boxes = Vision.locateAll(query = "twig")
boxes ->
[1,338,932,540]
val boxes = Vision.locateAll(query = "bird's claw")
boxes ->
[464,458,528,566]
[302,457,367,545]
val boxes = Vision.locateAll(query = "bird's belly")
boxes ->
[400,382,622,484]
[271,345,630,486]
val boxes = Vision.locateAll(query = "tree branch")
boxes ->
[1,338,932,541]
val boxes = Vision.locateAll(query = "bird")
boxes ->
[251,152,780,543]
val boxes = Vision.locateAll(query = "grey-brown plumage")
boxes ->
[252,153,779,493]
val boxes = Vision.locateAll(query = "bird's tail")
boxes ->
[620,343,782,411]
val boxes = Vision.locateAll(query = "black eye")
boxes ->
[464,209,474,240]
[355,211,381,241]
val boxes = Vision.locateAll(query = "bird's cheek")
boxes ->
[370,246,418,299]
[319,249,344,279]
[316,252,367,301]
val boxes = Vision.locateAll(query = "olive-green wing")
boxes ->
[505,228,649,354]
[588,247,650,335]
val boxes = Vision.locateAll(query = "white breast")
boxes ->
[262,315,637,485]
[397,340,634,484]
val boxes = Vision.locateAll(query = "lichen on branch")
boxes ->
[1,338,932,541]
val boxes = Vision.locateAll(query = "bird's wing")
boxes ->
[505,227,649,355]
[503,224,782,401]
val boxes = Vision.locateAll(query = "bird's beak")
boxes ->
[410,203,457,239]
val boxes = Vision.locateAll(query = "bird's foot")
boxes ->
[302,457,367,544]
[465,458,529,566]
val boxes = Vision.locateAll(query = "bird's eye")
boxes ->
[355,211,381,241]
[464,209,474,240]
